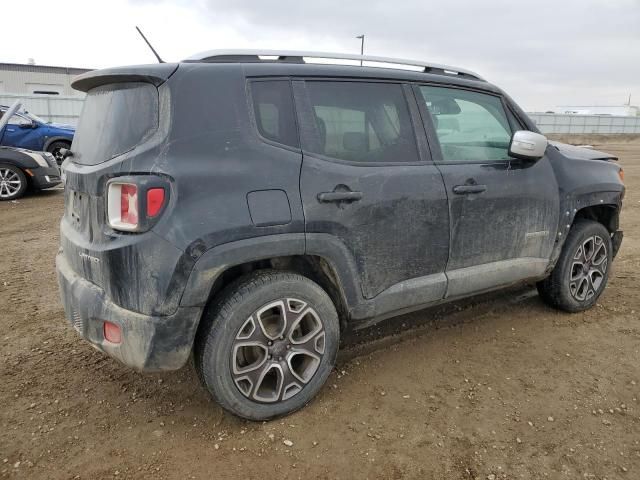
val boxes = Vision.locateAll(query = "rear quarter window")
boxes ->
[72,82,159,166]
[250,80,299,148]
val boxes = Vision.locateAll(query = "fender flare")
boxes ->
[548,189,624,271]
[179,233,363,314]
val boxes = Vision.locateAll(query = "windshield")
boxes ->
[71,82,159,165]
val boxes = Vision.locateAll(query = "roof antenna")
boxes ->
[135,26,164,63]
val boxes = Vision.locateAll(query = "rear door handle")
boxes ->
[452,184,487,195]
[317,191,363,203]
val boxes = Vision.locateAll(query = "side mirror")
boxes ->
[509,130,548,161]
[18,119,34,129]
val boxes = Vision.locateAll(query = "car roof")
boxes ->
[180,50,497,92]
[184,49,484,81]
[177,61,500,95]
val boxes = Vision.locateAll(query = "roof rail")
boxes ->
[183,49,484,81]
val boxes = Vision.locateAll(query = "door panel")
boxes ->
[440,159,559,271]
[301,156,450,298]
[295,80,450,300]
[415,84,559,294]
[1,114,40,149]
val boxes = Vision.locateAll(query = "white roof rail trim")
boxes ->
[184,49,484,80]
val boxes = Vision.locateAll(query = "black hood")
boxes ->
[550,141,618,162]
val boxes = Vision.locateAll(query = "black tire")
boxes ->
[537,219,612,312]
[47,141,70,165]
[194,270,340,421]
[0,164,28,201]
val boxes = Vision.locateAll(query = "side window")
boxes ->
[303,81,419,163]
[250,80,299,148]
[419,86,513,162]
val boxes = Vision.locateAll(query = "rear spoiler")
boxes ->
[71,63,179,92]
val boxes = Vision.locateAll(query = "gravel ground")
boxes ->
[1,139,639,480]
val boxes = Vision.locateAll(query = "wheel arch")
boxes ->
[548,190,623,273]
[44,136,72,151]
[180,234,359,333]
[574,203,620,233]
[201,255,350,331]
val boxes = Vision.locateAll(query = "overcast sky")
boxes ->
[3,0,639,111]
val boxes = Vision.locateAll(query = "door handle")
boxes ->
[452,184,487,195]
[317,191,363,203]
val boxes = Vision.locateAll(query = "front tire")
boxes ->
[0,164,27,201]
[194,270,340,421]
[47,141,70,165]
[537,220,612,312]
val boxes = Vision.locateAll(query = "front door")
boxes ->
[0,112,39,149]
[415,84,559,297]
[295,80,450,300]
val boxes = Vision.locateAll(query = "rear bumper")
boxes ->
[56,252,202,371]
[31,166,61,189]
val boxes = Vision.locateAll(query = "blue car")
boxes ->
[0,105,75,164]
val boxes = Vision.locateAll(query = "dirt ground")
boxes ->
[1,138,639,480]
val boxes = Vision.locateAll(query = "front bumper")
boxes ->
[56,252,202,371]
[31,166,62,189]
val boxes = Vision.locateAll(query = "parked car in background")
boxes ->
[56,50,624,421]
[0,105,75,164]
[0,102,61,200]
[0,146,61,200]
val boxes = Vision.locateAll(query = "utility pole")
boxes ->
[356,35,365,65]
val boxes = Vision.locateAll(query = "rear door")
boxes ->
[295,80,449,301]
[414,84,559,297]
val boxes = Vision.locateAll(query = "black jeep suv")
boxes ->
[56,50,624,420]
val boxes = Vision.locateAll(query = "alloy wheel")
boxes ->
[569,235,608,302]
[231,298,326,403]
[0,168,22,199]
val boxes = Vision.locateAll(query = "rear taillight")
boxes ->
[107,183,139,231]
[146,188,165,217]
[107,179,168,232]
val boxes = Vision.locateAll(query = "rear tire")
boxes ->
[0,164,27,201]
[537,220,612,312]
[194,270,339,421]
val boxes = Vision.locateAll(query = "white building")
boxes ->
[0,62,90,96]
[0,62,91,124]
[553,105,639,117]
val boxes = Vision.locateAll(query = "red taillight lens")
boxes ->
[103,321,122,344]
[146,188,165,217]
[107,183,139,231]
[120,184,139,225]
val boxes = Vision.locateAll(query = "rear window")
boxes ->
[72,82,158,165]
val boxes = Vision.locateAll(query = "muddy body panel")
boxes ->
[56,60,625,371]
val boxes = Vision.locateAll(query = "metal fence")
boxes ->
[3,92,640,135]
[0,93,84,125]
[528,113,640,135]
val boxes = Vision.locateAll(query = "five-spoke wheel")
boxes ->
[195,271,339,421]
[232,298,326,402]
[537,219,612,312]
[569,235,608,302]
